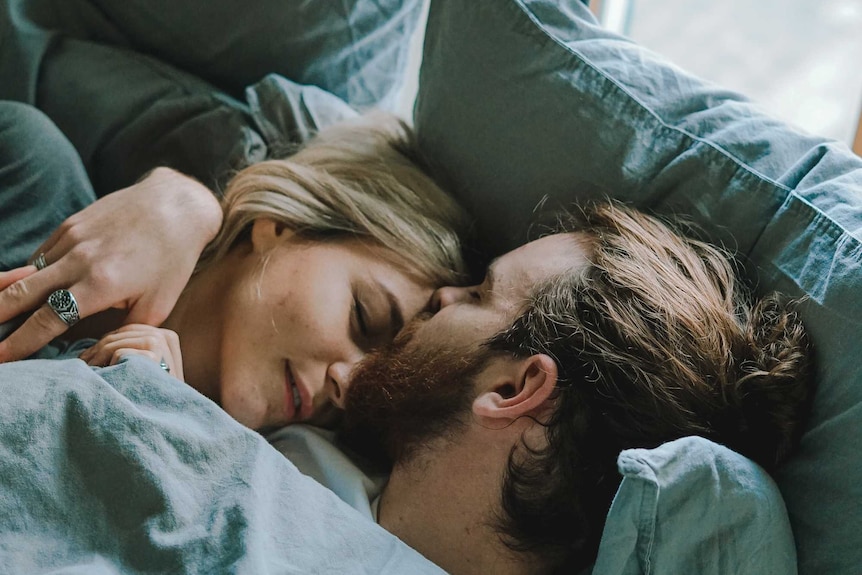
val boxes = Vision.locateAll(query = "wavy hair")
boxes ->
[197,112,470,286]
[486,201,812,573]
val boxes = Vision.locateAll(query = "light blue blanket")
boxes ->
[0,356,444,574]
[594,437,797,575]
[0,355,796,574]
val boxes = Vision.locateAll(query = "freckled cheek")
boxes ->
[266,294,329,344]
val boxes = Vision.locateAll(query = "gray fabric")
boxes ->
[0,0,406,196]
[0,101,95,342]
[0,101,95,270]
[0,355,445,574]
[78,0,422,110]
[247,74,360,160]
[268,425,386,521]
[24,34,263,195]
[0,0,421,111]
[0,0,264,196]
[416,1,862,573]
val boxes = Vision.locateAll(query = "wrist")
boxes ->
[151,167,223,246]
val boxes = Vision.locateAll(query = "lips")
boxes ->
[284,362,302,421]
[284,361,311,422]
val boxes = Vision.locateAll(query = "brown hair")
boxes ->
[486,201,812,572]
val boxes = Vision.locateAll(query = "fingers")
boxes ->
[0,302,76,361]
[0,259,69,325]
[31,210,81,262]
[0,249,114,362]
[160,326,184,381]
[0,266,37,291]
[102,347,158,365]
[80,325,184,381]
[31,218,67,259]
[0,264,88,362]
[3,171,217,364]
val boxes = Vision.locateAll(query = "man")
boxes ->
[341,202,812,574]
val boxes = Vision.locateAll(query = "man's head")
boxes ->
[344,233,591,466]
[344,202,811,574]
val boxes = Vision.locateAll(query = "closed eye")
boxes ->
[353,282,403,350]
[353,296,369,337]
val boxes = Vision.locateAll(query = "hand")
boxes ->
[79,324,184,380]
[0,168,222,362]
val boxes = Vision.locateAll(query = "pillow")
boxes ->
[1,0,423,110]
[415,2,862,574]
[593,437,796,575]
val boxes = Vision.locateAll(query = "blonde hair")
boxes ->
[198,112,470,285]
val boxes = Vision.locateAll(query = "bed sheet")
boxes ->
[0,356,443,575]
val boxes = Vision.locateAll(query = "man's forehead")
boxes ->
[492,233,589,292]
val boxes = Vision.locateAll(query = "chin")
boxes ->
[221,389,273,431]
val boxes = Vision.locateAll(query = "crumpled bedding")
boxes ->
[594,437,797,575]
[0,356,444,575]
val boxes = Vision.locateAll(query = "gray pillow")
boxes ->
[415,2,862,573]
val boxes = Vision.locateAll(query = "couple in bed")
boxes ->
[0,100,811,574]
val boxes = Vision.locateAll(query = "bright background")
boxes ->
[626,0,862,145]
[398,0,862,150]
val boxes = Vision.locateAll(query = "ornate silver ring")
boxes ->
[159,358,170,373]
[47,289,80,326]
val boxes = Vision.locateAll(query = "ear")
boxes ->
[473,354,558,423]
[250,218,290,254]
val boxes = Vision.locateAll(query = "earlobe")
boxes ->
[250,218,289,253]
[473,354,558,422]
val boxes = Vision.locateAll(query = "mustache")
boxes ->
[348,310,434,382]
[341,308,484,466]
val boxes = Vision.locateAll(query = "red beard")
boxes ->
[342,314,491,466]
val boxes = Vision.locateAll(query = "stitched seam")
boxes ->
[511,0,862,244]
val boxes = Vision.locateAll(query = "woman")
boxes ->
[0,103,469,431]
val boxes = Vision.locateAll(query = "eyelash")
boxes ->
[354,297,369,337]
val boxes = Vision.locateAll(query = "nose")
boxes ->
[325,356,361,409]
[430,285,476,312]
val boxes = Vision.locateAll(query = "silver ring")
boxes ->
[47,289,80,326]
[159,358,170,373]
[32,253,48,270]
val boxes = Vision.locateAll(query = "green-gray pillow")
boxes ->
[415,2,862,573]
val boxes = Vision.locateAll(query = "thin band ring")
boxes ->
[47,289,80,326]
[32,253,48,271]
[159,358,171,373]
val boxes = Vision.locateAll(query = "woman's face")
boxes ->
[217,219,434,431]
